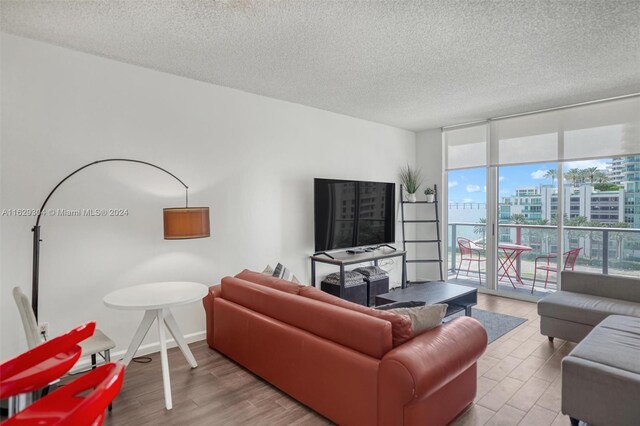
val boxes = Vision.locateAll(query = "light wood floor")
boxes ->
[103,294,574,426]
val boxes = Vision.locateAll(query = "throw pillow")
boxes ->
[389,304,447,335]
[272,263,301,283]
[235,270,303,294]
[376,300,426,311]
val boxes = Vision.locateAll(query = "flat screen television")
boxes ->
[314,178,395,252]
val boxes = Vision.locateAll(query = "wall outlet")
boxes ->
[39,322,49,339]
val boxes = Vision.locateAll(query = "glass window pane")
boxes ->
[563,157,640,279]
[497,163,559,297]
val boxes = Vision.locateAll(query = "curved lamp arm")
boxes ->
[34,158,189,227]
[31,158,197,320]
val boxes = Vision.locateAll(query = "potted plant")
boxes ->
[399,164,422,202]
[424,186,435,203]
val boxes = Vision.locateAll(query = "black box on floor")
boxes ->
[321,280,368,306]
[366,276,389,306]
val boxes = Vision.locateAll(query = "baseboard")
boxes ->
[72,330,206,371]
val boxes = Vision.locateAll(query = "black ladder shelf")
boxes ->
[400,184,444,284]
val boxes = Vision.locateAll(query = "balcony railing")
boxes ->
[448,222,640,291]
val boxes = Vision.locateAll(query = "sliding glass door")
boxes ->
[496,163,559,296]
[444,125,488,289]
[447,167,487,288]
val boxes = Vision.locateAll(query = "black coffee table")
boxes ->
[375,282,477,317]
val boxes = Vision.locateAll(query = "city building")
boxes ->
[500,171,635,227]
[623,155,640,227]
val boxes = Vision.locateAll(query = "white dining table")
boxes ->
[103,281,208,410]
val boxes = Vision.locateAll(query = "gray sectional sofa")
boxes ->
[538,271,640,343]
[562,315,640,426]
[538,271,640,426]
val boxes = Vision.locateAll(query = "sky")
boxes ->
[447,159,612,204]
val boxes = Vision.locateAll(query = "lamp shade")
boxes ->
[163,207,210,239]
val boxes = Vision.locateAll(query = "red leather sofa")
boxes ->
[203,270,487,425]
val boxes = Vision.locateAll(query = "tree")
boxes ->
[544,169,557,186]
[593,170,609,184]
[578,169,590,185]
[473,218,487,246]
[594,182,620,191]
[565,168,582,186]
[510,214,527,224]
[609,222,630,261]
[586,166,599,184]
[566,215,588,226]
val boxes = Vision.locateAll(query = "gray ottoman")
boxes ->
[562,315,640,426]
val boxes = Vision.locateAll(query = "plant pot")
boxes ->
[406,193,417,203]
[425,194,435,203]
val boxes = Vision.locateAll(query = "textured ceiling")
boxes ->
[2,1,639,131]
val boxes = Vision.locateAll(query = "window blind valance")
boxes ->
[444,124,487,171]
[444,95,640,170]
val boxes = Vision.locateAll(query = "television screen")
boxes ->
[314,178,395,252]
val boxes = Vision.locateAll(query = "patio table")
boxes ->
[498,243,532,287]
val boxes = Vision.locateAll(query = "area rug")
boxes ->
[446,308,527,343]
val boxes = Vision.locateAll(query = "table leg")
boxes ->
[122,310,156,367]
[465,305,473,316]
[157,309,172,410]
[402,253,407,288]
[311,260,316,287]
[510,250,526,284]
[497,249,509,280]
[163,309,198,368]
[503,251,524,286]
[498,249,517,288]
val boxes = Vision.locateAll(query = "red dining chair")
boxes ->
[532,247,582,293]
[0,322,96,405]
[456,237,486,284]
[3,362,124,426]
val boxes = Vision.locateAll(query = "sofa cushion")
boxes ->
[561,271,640,303]
[538,291,640,326]
[569,315,640,375]
[235,269,304,295]
[299,285,413,347]
[221,277,393,358]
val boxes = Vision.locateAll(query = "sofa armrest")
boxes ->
[378,317,487,426]
[203,285,221,348]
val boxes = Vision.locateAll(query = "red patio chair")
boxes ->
[456,237,486,284]
[532,247,582,293]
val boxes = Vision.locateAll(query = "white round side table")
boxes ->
[104,281,208,410]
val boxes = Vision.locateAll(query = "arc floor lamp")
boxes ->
[31,158,210,320]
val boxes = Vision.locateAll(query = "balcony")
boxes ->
[448,222,640,299]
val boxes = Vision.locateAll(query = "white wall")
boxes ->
[414,128,444,281]
[0,34,417,361]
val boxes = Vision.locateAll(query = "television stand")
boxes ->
[312,251,335,260]
[310,248,408,302]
